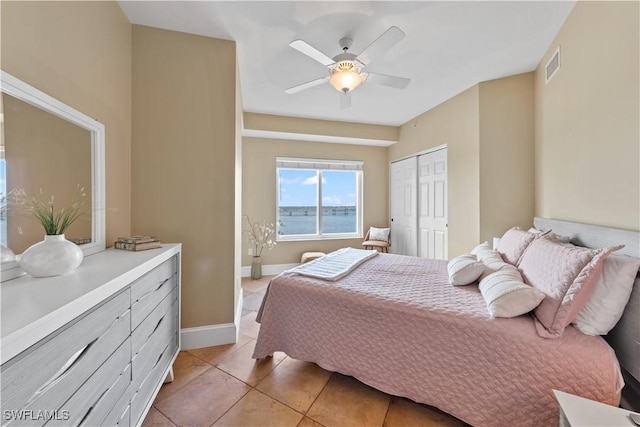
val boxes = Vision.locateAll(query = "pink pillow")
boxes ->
[496,227,538,265]
[518,237,621,338]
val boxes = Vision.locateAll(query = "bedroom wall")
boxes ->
[131,25,239,332]
[390,86,481,257]
[1,1,132,245]
[242,135,388,266]
[479,73,535,242]
[534,1,639,231]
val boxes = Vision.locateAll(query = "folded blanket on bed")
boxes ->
[287,247,378,281]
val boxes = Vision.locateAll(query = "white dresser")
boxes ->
[1,244,181,427]
[554,390,639,427]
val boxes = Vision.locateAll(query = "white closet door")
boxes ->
[390,157,418,256]
[418,148,448,259]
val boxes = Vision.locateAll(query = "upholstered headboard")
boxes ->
[534,217,640,410]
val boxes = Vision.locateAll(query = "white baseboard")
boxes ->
[180,323,237,350]
[241,262,298,277]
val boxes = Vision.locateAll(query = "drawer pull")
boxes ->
[78,386,110,426]
[151,315,165,339]
[136,277,171,303]
[29,314,124,403]
[32,339,96,400]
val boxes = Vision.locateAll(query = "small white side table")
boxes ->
[554,390,639,427]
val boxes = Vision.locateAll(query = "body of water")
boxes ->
[278,206,356,235]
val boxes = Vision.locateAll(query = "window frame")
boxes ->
[276,157,363,242]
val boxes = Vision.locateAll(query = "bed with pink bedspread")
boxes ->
[253,252,623,427]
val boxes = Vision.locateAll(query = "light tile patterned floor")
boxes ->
[142,276,467,427]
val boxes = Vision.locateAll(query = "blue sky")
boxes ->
[279,169,356,207]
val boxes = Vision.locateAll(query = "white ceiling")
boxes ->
[119,1,575,127]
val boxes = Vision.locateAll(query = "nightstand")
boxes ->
[554,390,639,426]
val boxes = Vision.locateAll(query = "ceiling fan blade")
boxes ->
[285,77,329,94]
[339,92,352,109]
[364,72,410,89]
[355,26,405,65]
[289,40,335,67]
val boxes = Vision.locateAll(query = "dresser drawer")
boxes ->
[102,386,130,427]
[132,288,178,385]
[131,334,178,425]
[131,257,177,329]
[1,290,130,425]
[47,338,131,426]
[132,286,178,359]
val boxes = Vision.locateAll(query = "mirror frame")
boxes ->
[1,70,105,281]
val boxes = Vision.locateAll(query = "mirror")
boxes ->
[1,71,105,281]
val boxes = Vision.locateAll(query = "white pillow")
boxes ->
[572,255,640,335]
[479,250,516,280]
[369,227,390,242]
[479,268,546,318]
[447,254,484,286]
[471,241,491,260]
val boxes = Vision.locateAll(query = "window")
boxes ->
[276,157,363,241]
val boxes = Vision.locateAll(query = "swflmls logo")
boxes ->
[3,409,70,421]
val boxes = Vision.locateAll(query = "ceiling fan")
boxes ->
[285,26,411,108]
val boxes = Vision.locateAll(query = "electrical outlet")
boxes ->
[248,248,253,256]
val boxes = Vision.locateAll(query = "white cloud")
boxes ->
[302,175,327,185]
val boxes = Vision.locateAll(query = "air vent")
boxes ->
[545,46,560,84]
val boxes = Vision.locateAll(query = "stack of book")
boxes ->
[114,236,161,251]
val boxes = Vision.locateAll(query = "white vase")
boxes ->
[1,245,16,263]
[19,234,84,277]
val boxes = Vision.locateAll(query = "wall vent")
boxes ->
[545,46,561,84]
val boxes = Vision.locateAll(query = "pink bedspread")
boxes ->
[253,253,623,427]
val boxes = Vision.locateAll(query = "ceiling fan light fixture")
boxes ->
[329,60,363,93]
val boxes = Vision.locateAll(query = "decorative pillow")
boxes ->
[479,268,546,318]
[471,241,491,260]
[369,227,390,242]
[496,227,537,266]
[479,250,517,280]
[447,254,484,286]
[572,255,640,335]
[518,237,622,338]
[528,227,571,244]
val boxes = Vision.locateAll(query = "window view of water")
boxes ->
[278,206,356,235]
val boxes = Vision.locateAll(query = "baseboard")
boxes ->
[180,323,237,350]
[241,262,298,277]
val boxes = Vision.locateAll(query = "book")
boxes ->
[114,240,162,251]
[117,235,157,244]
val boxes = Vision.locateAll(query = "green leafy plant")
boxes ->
[21,185,89,235]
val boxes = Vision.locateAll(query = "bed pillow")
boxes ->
[496,227,537,266]
[369,227,390,242]
[528,227,571,244]
[447,254,484,286]
[518,237,621,338]
[479,250,517,280]
[572,255,640,335]
[479,268,545,318]
[470,241,491,260]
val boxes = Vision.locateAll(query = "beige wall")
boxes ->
[244,113,399,143]
[391,86,481,257]
[242,136,388,266]
[131,25,238,328]
[1,1,132,246]
[534,1,639,231]
[479,73,535,242]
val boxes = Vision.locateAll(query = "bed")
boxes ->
[252,217,640,426]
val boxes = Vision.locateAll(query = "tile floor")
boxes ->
[142,275,468,427]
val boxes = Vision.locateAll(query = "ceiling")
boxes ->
[119,1,576,127]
